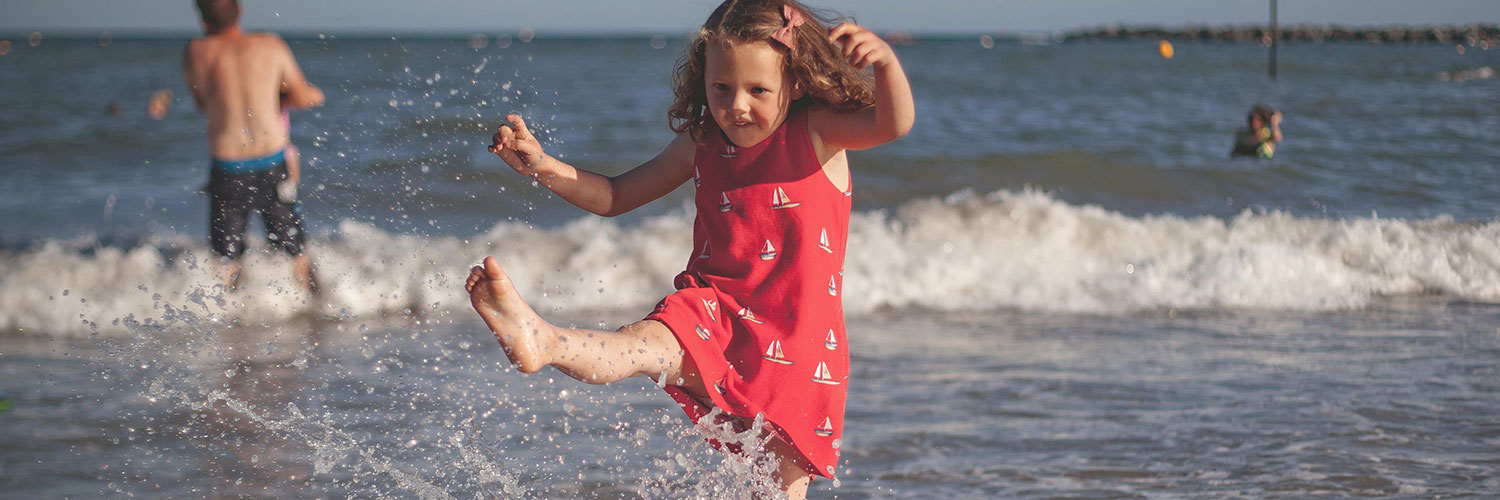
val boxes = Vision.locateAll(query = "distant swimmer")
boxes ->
[1231,104,1282,159]
[147,89,172,120]
[182,0,323,292]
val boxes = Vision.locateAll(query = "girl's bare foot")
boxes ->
[466,256,553,373]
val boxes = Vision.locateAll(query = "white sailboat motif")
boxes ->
[761,340,794,365]
[818,228,832,253]
[695,324,712,341]
[814,417,834,437]
[720,144,737,159]
[810,361,840,385]
[759,240,777,260]
[697,239,711,260]
[824,329,838,350]
[701,298,718,321]
[770,187,801,209]
[718,192,733,212]
[737,307,765,324]
[828,275,838,296]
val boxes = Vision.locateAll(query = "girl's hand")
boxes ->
[827,23,895,70]
[489,114,548,177]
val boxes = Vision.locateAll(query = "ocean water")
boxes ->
[1,35,1499,498]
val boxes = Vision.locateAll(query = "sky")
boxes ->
[3,0,1499,35]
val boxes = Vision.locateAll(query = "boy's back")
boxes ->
[183,30,316,161]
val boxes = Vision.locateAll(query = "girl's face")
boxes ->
[704,40,800,148]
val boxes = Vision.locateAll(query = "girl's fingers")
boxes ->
[851,44,872,66]
[846,39,862,60]
[827,23,855,43]
[850,41,873,66]
[863,46,886,68]
[499,125,515,146]
[508,114,531,140]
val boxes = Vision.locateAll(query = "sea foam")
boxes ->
[4,189,1499,336]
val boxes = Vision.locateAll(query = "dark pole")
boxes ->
[1269,0,1279,79]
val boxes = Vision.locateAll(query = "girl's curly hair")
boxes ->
[668,0,876,144]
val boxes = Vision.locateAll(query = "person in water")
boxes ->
[1231,104,1282,159]
[182,0,322,292]
[466,0,914,497]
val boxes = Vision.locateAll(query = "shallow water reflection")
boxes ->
[3,300,1499,498]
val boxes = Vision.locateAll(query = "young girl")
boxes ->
[466,1,913,497]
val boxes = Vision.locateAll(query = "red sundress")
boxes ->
[646,109,851,478]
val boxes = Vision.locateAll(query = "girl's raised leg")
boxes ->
[465,256,691,385]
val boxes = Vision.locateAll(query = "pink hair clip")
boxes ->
[771,4,804,51]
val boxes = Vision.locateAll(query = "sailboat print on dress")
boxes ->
[759,240,777,260]
[720,144,737,159]
[737,307,765,324]
[695,324,712,341]
[701,298,718,322]
[697,239,711,260]
[718,192,733,212]
[818,228,833,253]
[770,187,802,209]
[824,329,837,350]
[814,417,834,437]
[761,340,794,365]
[810,361,840,385]
[828,275,838,296]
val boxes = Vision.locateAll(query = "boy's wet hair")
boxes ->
[196,0,241,32]
[669,0,876,144]
[1248,104,1276,126]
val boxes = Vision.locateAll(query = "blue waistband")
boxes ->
[212,149,285,174]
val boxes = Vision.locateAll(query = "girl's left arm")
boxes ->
[810,23,916,151]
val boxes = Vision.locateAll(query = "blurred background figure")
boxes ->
[182,0,323,292]
[1231,104,1281,159]
[147,88,172,119]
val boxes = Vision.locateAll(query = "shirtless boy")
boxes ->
[183,0,323,291]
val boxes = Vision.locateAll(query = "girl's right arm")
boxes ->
[489,114,695,217]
